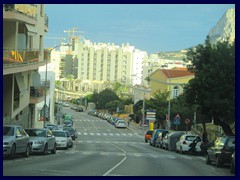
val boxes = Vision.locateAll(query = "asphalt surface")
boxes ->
[3,108,234,176]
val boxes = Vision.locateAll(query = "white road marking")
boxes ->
[103,143,127,176]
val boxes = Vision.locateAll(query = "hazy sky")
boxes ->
[45,4,235,54]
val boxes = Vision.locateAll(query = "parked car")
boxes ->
[76,106,84,112]
[52,130,69,150]
[63,127,78,140]
[176,134,202,154]
[65,131,73,148]
[167,131,185,151]
[230,150,235,174]
[149,129,169,147]
[63,120,73,127]
[206,135,235,167]
[156,131,169,148]
[25,128,56,155]
[45,124,58,131]
[3,125,30,159]
[115,120,126,128]
[161,133,170,149]
[145,130,154,143]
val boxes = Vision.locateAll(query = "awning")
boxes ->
[25,24,37,35]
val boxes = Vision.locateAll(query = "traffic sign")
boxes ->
[185,119,190,125]
[173,114,181,125]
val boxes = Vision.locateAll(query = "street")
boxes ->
[3,107,233,176]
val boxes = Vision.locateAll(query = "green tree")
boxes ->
[106,100,124,114]
[184,36,235,135]
[112,82,127,97]
[92,89,120,109]
[146,90,169,128]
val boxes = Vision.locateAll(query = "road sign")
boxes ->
[173,114,181,125]
[146,110,156,121]
[185,119,190,125]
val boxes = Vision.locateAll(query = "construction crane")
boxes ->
[64,27,85,43]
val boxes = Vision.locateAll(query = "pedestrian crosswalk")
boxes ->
[75,119,108,122]
[64,150,176,159]
[77,132,138,137]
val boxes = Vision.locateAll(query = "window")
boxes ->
[173,86,180,98]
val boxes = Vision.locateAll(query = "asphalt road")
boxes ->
[3,107,234,176]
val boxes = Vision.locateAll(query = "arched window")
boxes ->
[173,86,179,98]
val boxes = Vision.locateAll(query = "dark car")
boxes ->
[206,135,235,167]
[76,107,84,112]
[230,150,235,174]
[63,127,77,140]
[149,129,168,147]
[145,130,154,143]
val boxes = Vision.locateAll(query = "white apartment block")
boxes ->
[54,38,148,94]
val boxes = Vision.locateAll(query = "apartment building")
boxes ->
[3,4,49,128]
[54,38,148,94]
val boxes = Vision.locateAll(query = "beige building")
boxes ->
[150,68,194,99]
[3,4,49,128]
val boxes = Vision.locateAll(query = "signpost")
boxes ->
[185,118,191,134]
[146,110,156,129]
[173,114,181,131]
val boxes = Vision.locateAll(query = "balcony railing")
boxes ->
[4,4,37,20]
[30,86,45,98]
[44,14,49,28]
[3,49,50,65]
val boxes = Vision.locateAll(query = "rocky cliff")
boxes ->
[208,8,235,44]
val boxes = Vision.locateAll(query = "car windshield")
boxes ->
[3,126,14,136]
[25,129,46,137]
[185,136,197,141]
[146,131,153,135]
[53,131,66,137]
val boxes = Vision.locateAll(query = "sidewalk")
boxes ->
[126,121,148,135]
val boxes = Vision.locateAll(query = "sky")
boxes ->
[45,4,235,54]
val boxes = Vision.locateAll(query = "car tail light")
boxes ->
[183,141,187,144]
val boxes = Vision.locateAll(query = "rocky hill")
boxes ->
[208,8,235,44]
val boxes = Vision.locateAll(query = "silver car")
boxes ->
[3,125,30,159]
[65,131,73,148]
[25,128,56,155]
[52,130,68,150]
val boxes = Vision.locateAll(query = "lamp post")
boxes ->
[43,43,71,128]
[161,65,171,130]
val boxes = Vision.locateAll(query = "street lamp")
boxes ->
[43,43,71,128]
[161,65,171,130]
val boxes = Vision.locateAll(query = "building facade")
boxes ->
[3,4,49,128]
[150,68,195,99]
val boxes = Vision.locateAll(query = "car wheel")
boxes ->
[9,144,16,159]
[51,144,56,154]
[180,147,183,154]
[24,144,30,157]
[206,154,211,164]
[65,144,69,150]
[230,160,235,173]
[216,156,222,167]
[42,144,48,155]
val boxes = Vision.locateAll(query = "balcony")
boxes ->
[3,49,50,75]
[4,4,37,20]
[3,49,50,65]
[44,14,49,32]
[29,86,45,104]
